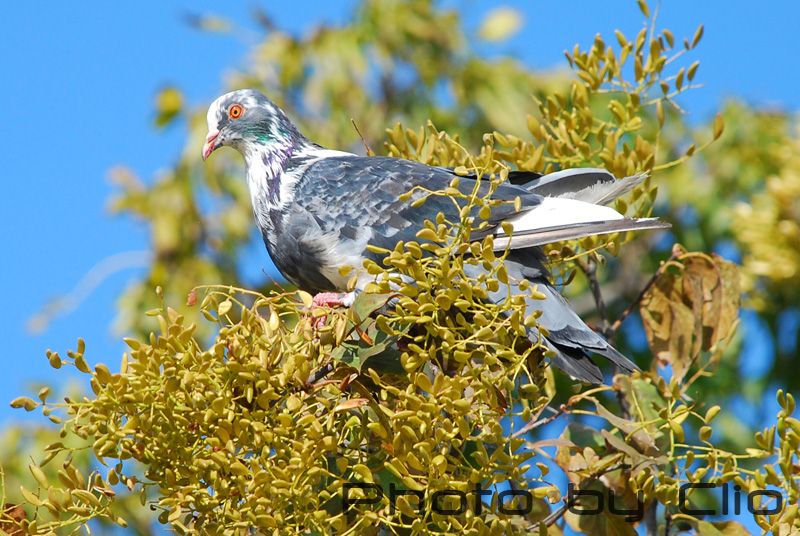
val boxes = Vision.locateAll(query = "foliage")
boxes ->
[6,0,800,535]
[658,100,800,398]
[730,120,800,307]
[7,265,800,535]
[0,420,156,535]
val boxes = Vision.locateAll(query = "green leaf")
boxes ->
[637,0,650,18]
[153,86,183,128]
[691,520,750,536]
[330,318,409,375]
[350,293,394,324]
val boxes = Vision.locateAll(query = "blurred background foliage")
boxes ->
[4,0,800,534]
[118,0,798,432]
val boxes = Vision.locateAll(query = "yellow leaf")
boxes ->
[640,248,741,383]
[297,290,313,308]
[714,113,725,140]
[478,7,524,42]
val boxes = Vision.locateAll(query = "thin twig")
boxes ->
[512,404,568,438]
[27,250,152,333]
[609,244,682,333]
[541,503,570,528]
[575,257,611,338]
[664,508,672,536]
[528,463,629,533]
[644,500,658,536]
[351,119,373,155]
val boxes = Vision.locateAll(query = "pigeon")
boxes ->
[202,89,668,383]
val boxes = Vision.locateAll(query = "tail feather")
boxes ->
[544,341,604,384]
[591,343,641,374]
[517,168,647,206]
[467,253,640,384]
[491,218,671,251]
[534,280,640,381]
[490,168,667,252]
[467,168,655,383]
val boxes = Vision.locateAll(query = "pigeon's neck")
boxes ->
[244,140,292,198]
[243,137,304,235]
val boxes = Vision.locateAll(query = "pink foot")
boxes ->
[309,292,346,329]
[312,292,346,307]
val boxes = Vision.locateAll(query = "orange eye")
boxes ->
[229,104,243,119]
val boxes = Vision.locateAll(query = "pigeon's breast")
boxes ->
[263,232,335,293]
[265,210,369,294]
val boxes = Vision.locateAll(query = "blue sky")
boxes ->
[0,0,798,529]
[7,0,797,408]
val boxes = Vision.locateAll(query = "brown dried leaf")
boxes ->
[640,247,741,382]
[333,398,369,412]
[555,422,605,480]
[564,480,639,536]
[0,504,26,536]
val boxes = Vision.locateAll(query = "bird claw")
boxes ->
[308,292,347,329]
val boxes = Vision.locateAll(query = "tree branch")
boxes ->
[575,257,611,339]
[644,500,659,536]
[576,256,630,419]
[609,244,682,334]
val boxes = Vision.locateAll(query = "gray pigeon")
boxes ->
[202,89,668,383]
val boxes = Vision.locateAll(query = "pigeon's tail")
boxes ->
[492,217,671,251]
[483,169,655,382]
[493,167,669,252]
[465,249,640,384]
[509,168,647,206]
[534,281,640,384]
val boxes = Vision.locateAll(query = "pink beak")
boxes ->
[202,129,220,161]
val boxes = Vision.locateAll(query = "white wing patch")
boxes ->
[499,197,623,235]
[301,148,357,160]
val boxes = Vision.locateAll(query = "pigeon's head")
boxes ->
[202,89,299,161]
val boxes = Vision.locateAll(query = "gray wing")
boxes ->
[291,155,541,257]
[275,156,541,292]
[283,158,645,383]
